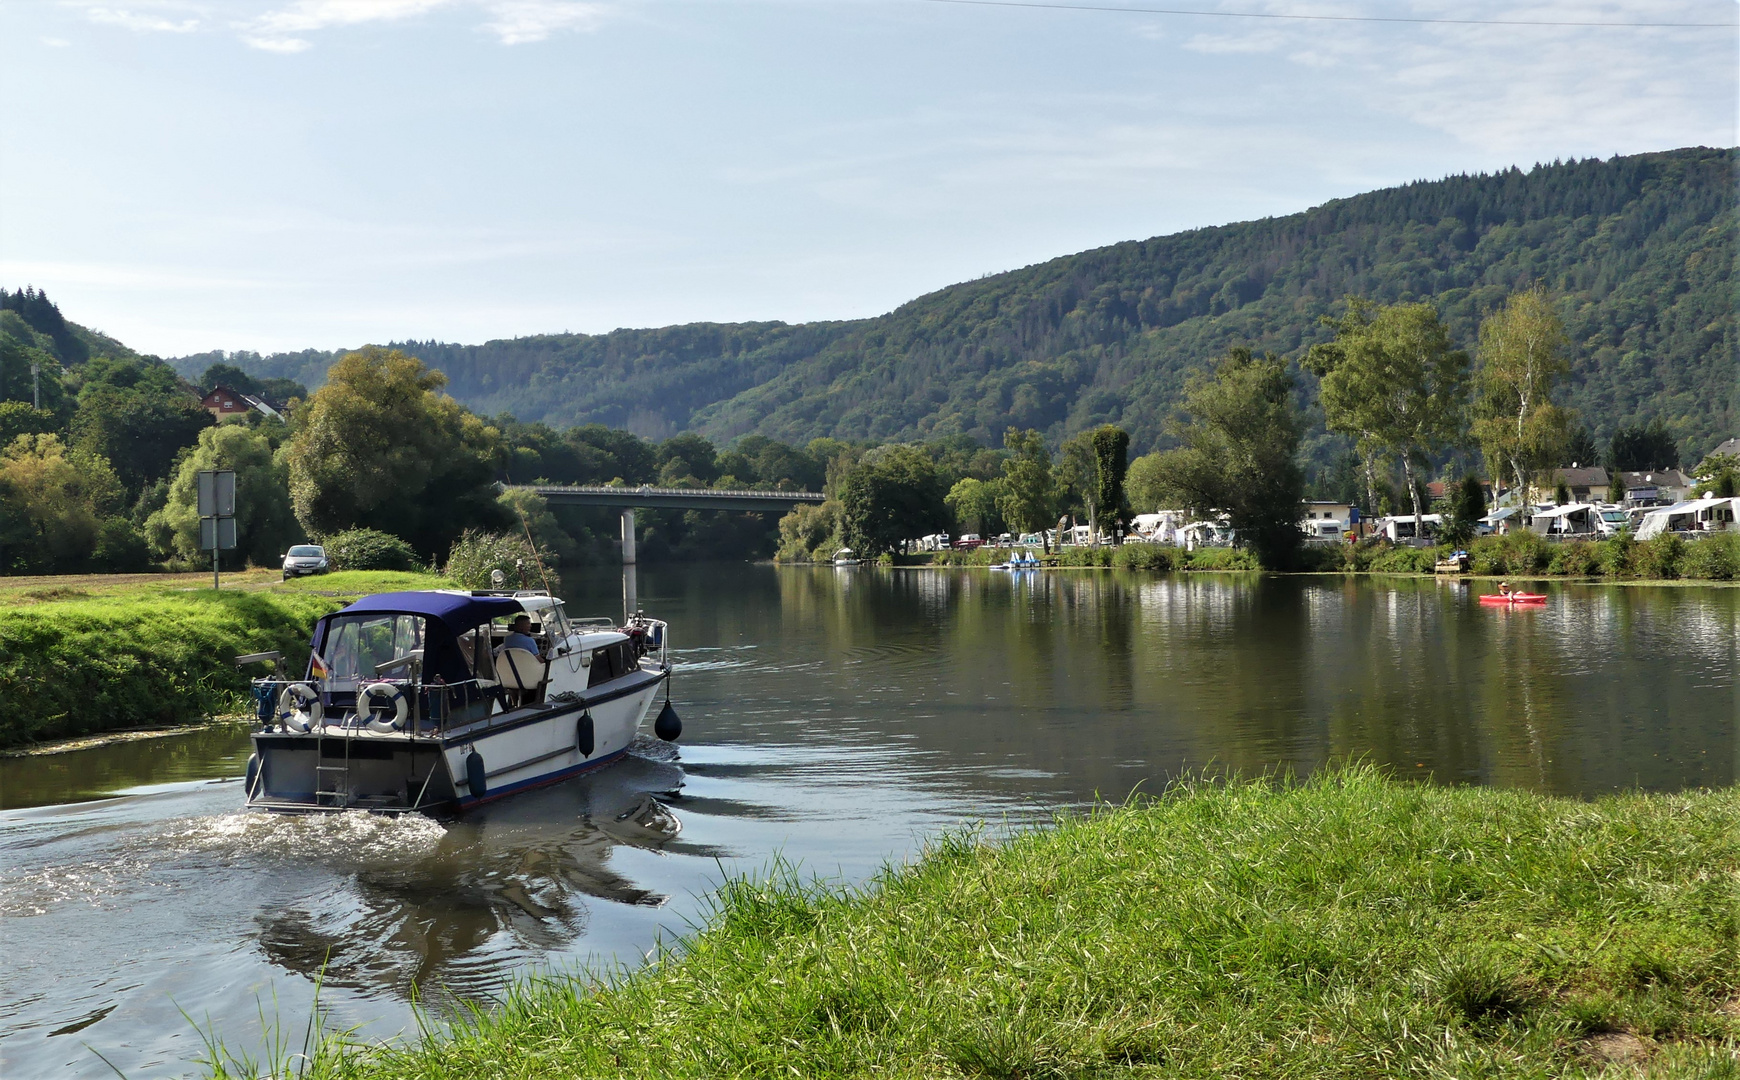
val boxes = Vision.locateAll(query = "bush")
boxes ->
[1678,533,1739,581]
[1366,546,1437,574]
[1599,535,1633,577]
[1468,532,1551,576]
[1629,534,1684,580]
[1053,546,1114,567]
[1547,540,1601,577]
[445,529,553,590]
[1112,543,1178,571]
[1293,545,1349,572]
[1183,547,1261,571]
[323,528,419,572]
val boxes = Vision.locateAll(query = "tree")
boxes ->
[0,434,124,574]
[998,428,1055,551]
[1693,453,1739,498]
[1563,426,1599,468]
[1443,474,1488,546]
[657,433,719,486]
[945,477,1005,536]
[1607,419,1680,471]
[1609,470,1627,503]
[838,445,949,556]
[285,347,508,557]
[1470,286,1574,514]
[1059,425,1132,544]
[1307,299,1470,527]
[1125,451,1169,515]
[1137,349,1305,568]
[145,424,299,568]
[69,368,214,497]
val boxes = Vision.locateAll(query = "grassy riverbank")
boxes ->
[207,769,1739,1079]
[0,570,450,748]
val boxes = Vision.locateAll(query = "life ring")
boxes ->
[278,682,323,733]
[360,682,408,733]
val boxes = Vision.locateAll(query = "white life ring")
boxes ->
[278,683,323,733]
[360,682,408,733]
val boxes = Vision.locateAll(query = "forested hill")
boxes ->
[174,146,1736,458]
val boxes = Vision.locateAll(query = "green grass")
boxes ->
[204,768,1739,1079]
[0,570,453,747]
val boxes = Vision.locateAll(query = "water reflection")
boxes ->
[1,567,1733,1079]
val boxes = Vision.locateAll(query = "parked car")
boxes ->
[282,544,330,579]
[954,534,984,549]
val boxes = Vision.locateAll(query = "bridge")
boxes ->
[505,484,827,563]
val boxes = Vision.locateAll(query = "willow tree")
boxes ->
[1306,299,1469,527]
[1470,286,1573,513]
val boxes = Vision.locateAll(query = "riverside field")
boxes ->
[0,570,450,748]
[199,768,1739,1079]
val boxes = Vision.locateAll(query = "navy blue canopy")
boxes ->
[336,591,526,633]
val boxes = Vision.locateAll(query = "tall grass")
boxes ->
[203,768,1740,1079]
[0,571,451,747]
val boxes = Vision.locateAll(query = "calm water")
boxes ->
[2,566,1735,1077]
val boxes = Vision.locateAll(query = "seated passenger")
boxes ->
[495,615,540,657]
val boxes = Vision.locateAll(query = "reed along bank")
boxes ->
[205,769,1739,1079]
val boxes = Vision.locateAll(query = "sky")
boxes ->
[1,0,1735,357]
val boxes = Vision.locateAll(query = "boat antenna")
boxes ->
[515,506,557,596]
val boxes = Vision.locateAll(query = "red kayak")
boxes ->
[1479,592,1546,605]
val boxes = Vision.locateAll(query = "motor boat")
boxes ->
[238,590,680,815]
[831,548,862,566]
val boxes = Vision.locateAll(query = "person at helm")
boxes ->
[495,614,539,656]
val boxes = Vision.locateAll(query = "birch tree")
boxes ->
[1469,286,1572,513]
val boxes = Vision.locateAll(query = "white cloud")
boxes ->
[78,5,201,33]
[235,0,606,50]
[41,36,73,46]
[481,1,607,44]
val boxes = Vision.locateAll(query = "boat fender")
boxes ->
[278,683,323,733]
[361,682,408,733]
[245,753,260,798]
[577,712,595,758]
[654,700,682,742]
[465,751,487,799]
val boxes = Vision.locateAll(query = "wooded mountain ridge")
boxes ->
[168,145,1734,462]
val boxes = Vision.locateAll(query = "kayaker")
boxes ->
[1498,581,1511,597]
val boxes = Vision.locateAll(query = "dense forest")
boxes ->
[175,147,1735,463]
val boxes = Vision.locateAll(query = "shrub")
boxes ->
[1294,545,1349,572]
[1184,547,1261,571]
[1469,532,1551,576]
[1629,534,1684,580]
[1053,546,1114,567]
[1679,533,1740,581]
[1112,543,1178,571]
[1548,540,1600,577]
[445,529,553,590]
[323,528,419,572]
[1366,546,1437,574]
[1599,535,1633,577]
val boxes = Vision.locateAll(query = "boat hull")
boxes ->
[247,669,667,815]
[1478,593,1546,605]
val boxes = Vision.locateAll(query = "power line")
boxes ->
[918,0,1740,29]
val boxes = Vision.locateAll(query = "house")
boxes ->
[1704,437,1740,460]
[1298,500,1353,542]
[1616,469,1695,507]
[200,384,284,421]
[1544,466,1609,504]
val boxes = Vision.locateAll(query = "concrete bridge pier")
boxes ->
[621,508,637,565]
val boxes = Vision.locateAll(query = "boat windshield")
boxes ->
[320,613,426,684]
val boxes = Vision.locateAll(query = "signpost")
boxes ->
[197,469,237,588]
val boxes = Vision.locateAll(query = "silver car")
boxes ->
[282,544,330,579]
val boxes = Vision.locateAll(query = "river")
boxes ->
[2,566,1734,1077]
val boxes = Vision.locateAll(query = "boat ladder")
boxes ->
[314,727,353,808]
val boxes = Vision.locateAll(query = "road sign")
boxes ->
[198,470,236,517]
[199,516,238,551]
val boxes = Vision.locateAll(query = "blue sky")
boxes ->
[1,0,1734,356]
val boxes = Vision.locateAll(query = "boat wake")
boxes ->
[157,809,449,866]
